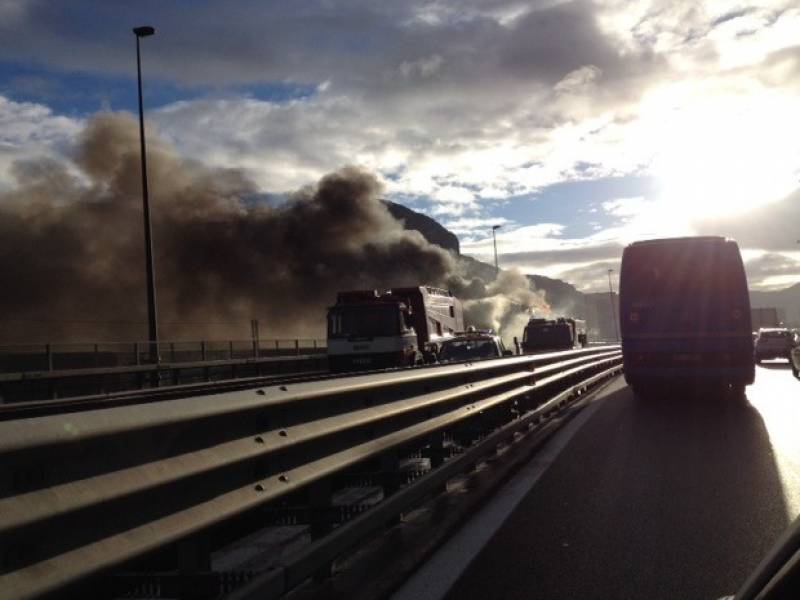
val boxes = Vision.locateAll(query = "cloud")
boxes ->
[0,95,82,187]
[0,0,798,297]
[744,252,800,291]
[601,196,649,217]
[695,187,800,253]
[440,216,514,237]
[0,1,670,214]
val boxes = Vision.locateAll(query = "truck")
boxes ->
[326,286,464,372]
[521,317,587,353]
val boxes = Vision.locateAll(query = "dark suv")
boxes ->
[436,331,513,363]
[754,328,794,363]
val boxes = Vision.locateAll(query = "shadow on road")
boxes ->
[758,361,792,370]
[445,383,790,600]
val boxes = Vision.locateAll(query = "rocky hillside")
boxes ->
[751,283,800,327]
[384,201,460,254]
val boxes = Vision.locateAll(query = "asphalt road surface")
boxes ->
[396,362,800,600]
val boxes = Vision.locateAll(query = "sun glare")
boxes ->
[647,88,799,220]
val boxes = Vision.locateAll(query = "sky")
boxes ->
[0,0,798,293]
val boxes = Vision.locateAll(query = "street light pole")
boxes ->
[133,25,159,362]
[607,268,619,342]
[492,225,502,273]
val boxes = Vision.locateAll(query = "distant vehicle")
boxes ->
[521,317,587,353]
[619,236,755,394]
[791,331,800,379]
[751,307,780,330]
[754,328,794,363]
[436,328,513,363]
[326,286,464,372]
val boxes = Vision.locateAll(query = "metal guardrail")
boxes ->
[0,346,622,599]
[0,338,327,374]
[0,351,328,404]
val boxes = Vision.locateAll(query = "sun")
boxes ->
[645,86,799,220]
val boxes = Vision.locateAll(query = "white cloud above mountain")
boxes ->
[0,0,798,289]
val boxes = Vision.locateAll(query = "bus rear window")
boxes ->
[622,244,742,301]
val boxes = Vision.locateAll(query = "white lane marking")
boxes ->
[391,377,626,600]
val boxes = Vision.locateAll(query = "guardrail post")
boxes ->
[295,340,300,356]
[45,343,53,371]
[177,534,211,580]
[134,342,140,366]
[201,340,206,362]
[309,478,334,580]
[170,342,176,363]
[94,344,100,367]
[428,433,446,469]
[309,479,333,539]
[380,451,402,525]
[228,341,234,360]
[275,340,280,355]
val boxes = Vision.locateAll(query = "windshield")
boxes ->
[439,339,497,361]
[620,242,750,334]
[758,331,791,339]
[328,305,401,338]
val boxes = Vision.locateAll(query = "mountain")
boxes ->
[383,201,460,254]
[750,283,800,327]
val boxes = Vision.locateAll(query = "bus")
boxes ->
[619,236,754,394]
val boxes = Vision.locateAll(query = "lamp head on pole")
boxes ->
[492,225,502,231]
[133,26,155,37]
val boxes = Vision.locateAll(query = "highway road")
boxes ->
[395,363,800,600]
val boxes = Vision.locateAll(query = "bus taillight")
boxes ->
[629,311,640,323]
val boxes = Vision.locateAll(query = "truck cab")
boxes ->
[327,287,463,372]
[521,317,588,353]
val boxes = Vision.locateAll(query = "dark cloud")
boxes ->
[0,1,664,103]
[694,188,800,252]
[744,252,800,283]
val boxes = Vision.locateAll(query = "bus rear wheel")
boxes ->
[727,383,746,401]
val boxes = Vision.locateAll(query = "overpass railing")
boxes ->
[0,346,622,599]
[0,338,327,373]
[0,339,328,403]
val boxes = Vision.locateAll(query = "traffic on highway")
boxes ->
[2,5,800,599]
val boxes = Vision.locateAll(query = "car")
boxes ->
[790,331,800,379]
[435,329,513,363]
[754,328,794,363]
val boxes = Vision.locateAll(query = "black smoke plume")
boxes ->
[0,113,547,343]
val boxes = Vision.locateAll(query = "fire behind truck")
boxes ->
[326,286,464,372]
[521,317,588,353]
